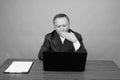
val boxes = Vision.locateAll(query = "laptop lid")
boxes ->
[43,52,87,71]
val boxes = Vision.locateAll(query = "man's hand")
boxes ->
[61,32,78,43]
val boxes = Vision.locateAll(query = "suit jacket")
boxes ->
[38,29,87,60]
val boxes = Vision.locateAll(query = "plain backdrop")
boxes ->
[0,0,120,67]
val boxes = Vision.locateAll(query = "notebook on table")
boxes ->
[43,52,87,71]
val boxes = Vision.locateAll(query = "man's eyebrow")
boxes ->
[56,24,67,26]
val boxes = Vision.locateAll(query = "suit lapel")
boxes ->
[52,31,63,51]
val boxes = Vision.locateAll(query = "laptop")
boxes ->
[43,52,87,71]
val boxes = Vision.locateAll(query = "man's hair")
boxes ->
[53,13,70,24]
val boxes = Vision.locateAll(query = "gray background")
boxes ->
[0,0,120,67]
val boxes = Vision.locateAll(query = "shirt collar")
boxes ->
[60,36,65,44]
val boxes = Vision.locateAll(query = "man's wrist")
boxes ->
[73,38,78,43]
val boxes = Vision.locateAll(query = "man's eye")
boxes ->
[57,26,61,28]
[56,25,66,28]
[63,25,66,27]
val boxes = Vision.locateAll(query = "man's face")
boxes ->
[54,17,70,37]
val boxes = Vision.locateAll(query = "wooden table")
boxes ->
[0,59,120,80]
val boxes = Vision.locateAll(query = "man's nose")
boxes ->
[60,26,65,32]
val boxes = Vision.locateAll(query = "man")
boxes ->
[38,13,87,60]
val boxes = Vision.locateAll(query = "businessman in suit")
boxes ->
[38,13,87,60]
